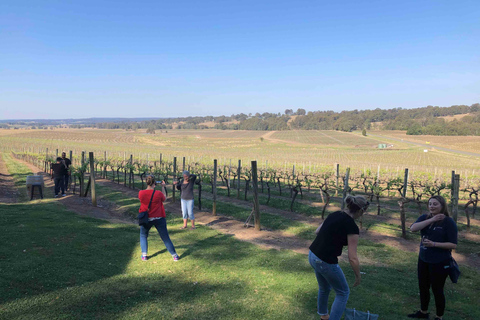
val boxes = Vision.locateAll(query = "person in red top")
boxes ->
[138,175,179,262]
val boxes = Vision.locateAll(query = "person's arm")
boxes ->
[422,239,457,250]
[410,214,445,232]
[347,234,361,287]
[422,218,458,250]
[315,223,323,234]
[190,174,197,183]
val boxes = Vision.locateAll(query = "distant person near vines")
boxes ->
[138,175,179,262]
[50,157,67,197]
[174,171,197,230]
[408,196,458,320]
[308,195,369,320]
[61,152,71,192]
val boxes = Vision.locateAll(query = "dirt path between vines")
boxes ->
[8,157,480,269]
[0,155,19,203]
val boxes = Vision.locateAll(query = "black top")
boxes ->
[309,211,359,264]
[176,174,197,200]
[51,163,67,178]
[416,214,458,264]
[62,158,71,169]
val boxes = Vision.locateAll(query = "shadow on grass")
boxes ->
[0,202,138,305]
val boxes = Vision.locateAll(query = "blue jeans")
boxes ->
[140,218,177,256]
[181,199,195,220]
[309,251,350,320]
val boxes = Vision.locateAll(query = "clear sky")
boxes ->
[1,0,479,119]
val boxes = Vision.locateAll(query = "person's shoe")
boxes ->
[433,317,442,320]
[180,226,187,229]
[173,254,179,262]
[62,194,66,197]
[407,311,429,318]
[190,226,196,230]
[141,255,148,261]
[54,194,59,198]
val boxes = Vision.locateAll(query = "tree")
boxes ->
[362,128,367,136]
[296,108,306,115]
[284,109,294,115]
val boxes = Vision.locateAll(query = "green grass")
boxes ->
[2,153,479,319]
[1,200,479,319]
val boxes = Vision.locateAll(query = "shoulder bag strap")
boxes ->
[147,190,156,212]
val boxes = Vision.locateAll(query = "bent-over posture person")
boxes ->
[138,175,179,262]
[408,196,457,320]
[174,171,197,229]
[50,157,67,197]
[308,195,369,320]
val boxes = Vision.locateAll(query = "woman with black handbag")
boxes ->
[408,195,458,320]
[138,175,179,262]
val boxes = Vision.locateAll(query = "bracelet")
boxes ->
[433,242,436,247]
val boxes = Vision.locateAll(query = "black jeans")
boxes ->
[64,174,69,191]
[54,176,65,195]
[418,258,450,317]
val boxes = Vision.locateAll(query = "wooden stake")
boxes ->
[89,152,97,207]
[213,159,217,216]
[251,161,261,231]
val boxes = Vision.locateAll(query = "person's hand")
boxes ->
[431,214,445,222]
[160,180,166,186]
[353,276,361,287]
[422,238,436,248]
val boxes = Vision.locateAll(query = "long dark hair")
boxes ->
[428,195,449,217]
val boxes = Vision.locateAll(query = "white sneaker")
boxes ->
[62,194,66,197]
[54,195,59,198]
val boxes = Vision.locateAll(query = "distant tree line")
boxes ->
[4,103,480,136]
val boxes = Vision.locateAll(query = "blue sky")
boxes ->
[1,0,479,119]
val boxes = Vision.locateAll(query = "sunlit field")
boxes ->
[374,130,480,153]
[1,128,480,179]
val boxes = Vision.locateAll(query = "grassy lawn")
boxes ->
[1,154,479,320]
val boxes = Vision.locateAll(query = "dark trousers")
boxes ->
[418,258,449,317]
[64,174,69,191]
[54,176,65,195]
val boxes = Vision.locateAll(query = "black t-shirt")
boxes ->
[62,158,71,170]
[416,214,458,264]
[309,211,359,264]
[51,163,67,178]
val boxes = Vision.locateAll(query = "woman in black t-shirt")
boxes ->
[308,195,369,320]
[407,196,457,320]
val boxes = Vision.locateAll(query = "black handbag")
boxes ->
[137,190,155,226]
[448,257,461,283]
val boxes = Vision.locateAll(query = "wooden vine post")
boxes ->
[237,160,241,199]
[213,159,217,216]
[89,152,97,207]
[45,148,48,172]
[399,168,409,239]
[104,150,107,178]
[335,163,340,196]
[452,174,460,223]
[450,170,455,214]
[129,154,133,188]
[182,157,186,172]
[251,161,261,231]
[341,167,351,210]
[172,157,177,203]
